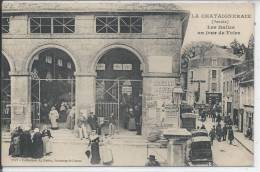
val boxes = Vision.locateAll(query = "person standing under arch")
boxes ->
[49,106,59,130]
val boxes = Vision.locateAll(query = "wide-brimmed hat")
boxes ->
[148,155,156,161]
[90,135,99,141]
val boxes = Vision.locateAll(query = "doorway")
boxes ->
[95,48,143,134]
[30,48,76,129]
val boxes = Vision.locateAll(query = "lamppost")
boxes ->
[172,86,183,128]
[190,79,206,107]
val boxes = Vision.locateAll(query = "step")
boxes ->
[2,132,163,147]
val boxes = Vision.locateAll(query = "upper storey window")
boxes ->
[53,18,75,33]
[120,17,142,33]
[30,17,75,33]
[96,17,118,33]
[2,17,10,33]
[30,18,51,33]
[96,16,142,33]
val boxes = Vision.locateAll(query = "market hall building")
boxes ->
[1,1,189,136]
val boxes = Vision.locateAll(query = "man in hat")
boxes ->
[87,112,99,134]
[77,112,87,140]
[145,155,160,166]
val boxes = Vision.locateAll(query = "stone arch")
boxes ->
[1,50,16,73]
[25,43,80,73]
[91,43,148,73]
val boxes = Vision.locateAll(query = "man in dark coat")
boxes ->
[228,127,234,144]
[145,155,160,166]
[212,111,216,123]
[216,114,222,124]
[134,105,142,135]
[209,126,216,145]
[90,136,101,165]
[88,112,98,132]
[222,124,228,141]
[20,127,32,157]
[216,124,222,142]
[32,128,44,159]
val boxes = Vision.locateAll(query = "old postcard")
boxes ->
[1,0,254,168]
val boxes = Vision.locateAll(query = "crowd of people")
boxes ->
[41,101,76,130]
[9,126,53,159]
[204,112,235,145]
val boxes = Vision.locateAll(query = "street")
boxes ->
[196,117,253,166]
[2,118,253,167]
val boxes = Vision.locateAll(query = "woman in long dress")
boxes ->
[90,135,101,165]
[42,125,53,155]
[19,126,32,157]
[128,108,136,131]
[66,106,75,129]
[49,106,59,130]
[9,127,22,157]
[32,128,43,159]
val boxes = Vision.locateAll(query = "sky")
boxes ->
[179,3,254,49]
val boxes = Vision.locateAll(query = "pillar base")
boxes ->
[10,122,32,131]
[163,128,191,166]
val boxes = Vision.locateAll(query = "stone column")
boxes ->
[9,72,31,130]
[74,72,96,128]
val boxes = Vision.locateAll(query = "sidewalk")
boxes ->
[197,117,254,155]
[233,129,254,154]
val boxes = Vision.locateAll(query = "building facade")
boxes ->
[1,1,189,135]
[222,56,254,137]
[240,78,254,137]
[187,46,241,107]
[222,63,239,123]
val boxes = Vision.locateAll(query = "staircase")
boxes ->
[2,129,162,147]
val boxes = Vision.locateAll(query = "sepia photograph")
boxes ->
[0,0,255,168]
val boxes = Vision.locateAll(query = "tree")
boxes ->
[181,41,213,60]
[230,39,245,56]
[246,34,254,61]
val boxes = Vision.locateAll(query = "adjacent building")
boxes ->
[187,46,241,108]
[222,54,254,138]
[222,63,239,122]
